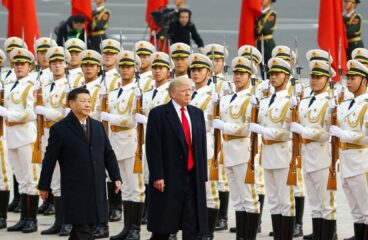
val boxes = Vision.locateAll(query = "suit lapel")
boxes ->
[65,113,90,144]
[187,105,197,147]
[166,101,186,150]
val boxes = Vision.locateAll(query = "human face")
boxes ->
[214,58,224,75]
[69,51,82,68]
[69,93,91,118]
[179,12,190,26]
[37,50,49,68]
[152,66,169,83]
[262,0,272,8]
[269,72,288,90]
[50,60,65,79]
[14,62,32,79]
[170,81,192,107]
[72,22,84,31]
[81,64,100,82]
[119,65,135,81]
[344,0,355,12]
[190,68,209,85]
[94,0,104,7]
[233,71,250,92]
[139,54,151,70]
[103,52,117,68]
[173,57,189,76]
[175,0,185,8]
[347,74,367,94]
[310,74,329,94]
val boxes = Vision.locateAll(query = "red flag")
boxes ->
[4,0,40,53]
[318,0,348,81]
[238,0,262,48]
[71,0,92,21]
[146,0,168,31]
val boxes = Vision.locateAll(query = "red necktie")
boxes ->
[181,107,194,170]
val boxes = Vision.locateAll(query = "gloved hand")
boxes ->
[0,106,8,118]
[330,125,347,140]
[34,80,41,91]
[336,84,343,95]
[328,99,337,111]
[134,87,142,98]
[99,87,107,96]
[259,81,269,93]
[290,122,304,135]
[212,119,225,130]
[35,106,47,116]
[64,85,70,93]
[100,112,110,122]
[250,95,259,106]
[135,113,148,125]
[249,123,266,135]
[290,96,299,109]
[295,83,303,96]
[211,93,219,104]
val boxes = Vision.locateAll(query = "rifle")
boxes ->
[287,47,300,186]
[294,37,303,169]
[100,40,109,134]
[209,46,220,181]
[168,39,175,79]
[261,36,270,97]
[223,36,233,95]
[245,49,258,184]
[134,47,144,174]
[153,30,157,50]
[0,66,3,138]
[32,43,44,164]
[328,50,338,190]
[337,38,344,104]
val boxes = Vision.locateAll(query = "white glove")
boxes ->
[249,123,265,135]
[290,122,304,135]
[336,84,343,95]
[222,82,230,92]
[34,80,41,91]
[135,113,148,125]
[100,112,110,122]
[295,83,303,96]
[330,125,347,140]
[99,87,107,96]
[259,81,269,93]
[290,96,299,109]
[211,93,219,103]
[212,119,225,130]
[64,85,70,93]
[328,99,337,111]
[250,95,259,106]
[0,106,8,118]
[64,108,71,116]
[35,106,47,116]
[134,87,142,98]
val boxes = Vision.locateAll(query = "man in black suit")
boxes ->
[145,76,208,240]
[38,87,122,240]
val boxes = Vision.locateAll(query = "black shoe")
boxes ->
[343,237,355,240]
[303,218,322,240]
[95,224,109,239]
[124,202,144,240]
[141,185,149,225]
[293,196,305,237]
[7,194,27,232]
[0,190,10,229]
[110,201,132,240]
[22,195,39,233]
[229,227,236,233]
[282,216,295,240]
[321,219,337,240]
[168,234,177,240]
[245,213,259,240]
[43,203,55,216]
[206,208,219,239]
[258,194,265,233]
[214,191,229,231]
[126,224,140,240]
[59,224,72,236]
[271,214,282,240]
[37,201,50,214]
[8,175,19,212]
[235,211,246,240]
[109,209,122,222]
[41,197,61,235]
[354,223,365,240]
[13,201,21,213]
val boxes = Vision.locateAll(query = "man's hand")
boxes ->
[114,180,122,193]
[153,179,165,192]
[39,190,49,201]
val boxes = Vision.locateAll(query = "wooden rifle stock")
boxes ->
[287,106,299,186]
[101,94,109,134]
[134,95,144,174]
[328,106,338,190]
[32,88,44,164]
[245,103,258,184]
[209,100,220,181]
[0,89,3,138]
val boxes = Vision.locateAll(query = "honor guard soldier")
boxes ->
[352,48,368,69]
[329,60,368,240]
[101,50,144,240]
[0,48,38,233]
[0,48,11,230]
[34,46,71,236]
[212,56,261,240]
[249,57,295,239]
[64,38,86,89]
[343,0,364,60]
[101,39,121,92]
[135,41,156,93]
[3,37,28,83]
[89,0,111,52]
[204,44,233,96]
[256,0,277,78]
[189,53,219,239]
[80,50,103,120]
[272,45,306,238]
[170,43,191,78]
[289,60,337,240]
[30,37,58,86]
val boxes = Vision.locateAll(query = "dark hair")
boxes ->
[67,87,90,101]
[178,8,192,18]
[72,14,86,24]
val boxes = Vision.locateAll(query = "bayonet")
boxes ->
[168,39,174,79]
[261,34,266,80]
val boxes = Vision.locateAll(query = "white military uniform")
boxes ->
[191,85,219,209]
[29,68,52,86]
[69,67,84,89]
[4,76,37,195]
[85,79,102,120]
[139,71,153,93]
[104,68,120,92]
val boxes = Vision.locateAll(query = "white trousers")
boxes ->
[255,153,265,196]
[217,162,229,192]
[8,144,39,195]
[264,168,295,216]
[119,157,145,203]
[294,167,305,197]
[225,162,259,213]
[342,173,368,224]
[304,168,336,220]
[206,160,219,209]
[0,139,11,191]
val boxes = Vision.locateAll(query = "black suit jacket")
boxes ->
[146,101,208,234]
[38,112,121,225]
